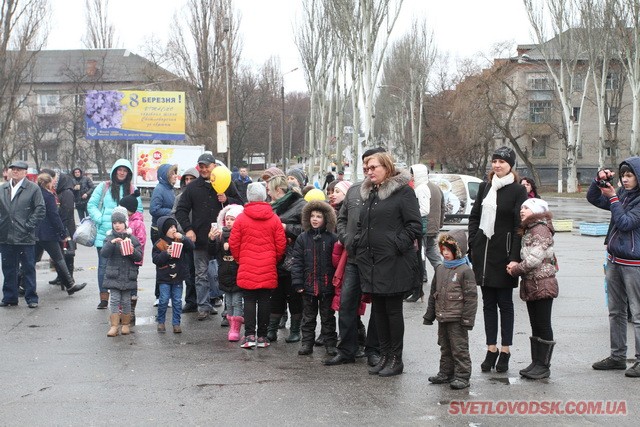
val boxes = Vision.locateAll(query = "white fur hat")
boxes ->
[521,198,549,214]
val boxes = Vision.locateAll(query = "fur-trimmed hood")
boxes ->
[216,204,244,226]
[301,200,337,232]
[438,229,468,259]
[519,211,554,235]
[360,169,412,201]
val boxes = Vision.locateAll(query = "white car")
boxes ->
[428,173,482,224]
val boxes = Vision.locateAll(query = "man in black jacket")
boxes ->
[175,154,243,320]
[324,148,384,367]
[0,161,46,308]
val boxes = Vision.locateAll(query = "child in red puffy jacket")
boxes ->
[229,182,286,349]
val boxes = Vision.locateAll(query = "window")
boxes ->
[41,147,57,161]
[530,101,552,123]
[606,73,619,90]
[528,77,550,90]
[19,149,28,161]
[532,136,548,158]
[572,74,584,92]
[572,107,580,122]
[37,93,60,115]
[607,106,619,124]
[605,141,618,157]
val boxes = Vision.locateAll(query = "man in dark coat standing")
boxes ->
[175,153,243,320]
[0,161,45,307]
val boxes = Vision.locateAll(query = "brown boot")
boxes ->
[107,313,120,337]
[121,314,131,335]
[98,292,109,309]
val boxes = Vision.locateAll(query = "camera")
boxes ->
[597,172,613,188]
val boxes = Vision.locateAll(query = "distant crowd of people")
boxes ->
[2,145,639,384]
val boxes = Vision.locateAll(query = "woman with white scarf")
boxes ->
[468,146,527,374]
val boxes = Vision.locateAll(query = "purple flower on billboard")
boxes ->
[85,90,128,129]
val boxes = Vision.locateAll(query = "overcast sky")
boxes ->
[48,0,534,91]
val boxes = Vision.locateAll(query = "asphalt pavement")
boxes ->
[1,196,638,426]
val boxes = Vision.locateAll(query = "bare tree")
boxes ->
[165,0,236,158]
[0,0,49,169]
[613,0,640,155]
[327,0,403,173]
[524,0,591,193]
[83,0,117,49]
[378,18,436,164]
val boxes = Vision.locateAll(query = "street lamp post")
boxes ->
[223,16,231,168]
[281,67,298,171]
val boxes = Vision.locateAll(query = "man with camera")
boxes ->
[587,158,640,378]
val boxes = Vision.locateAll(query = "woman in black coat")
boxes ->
[355,152,422,377]
[468,146,527,373]
[266,175,307,343]
[35,173,86,296]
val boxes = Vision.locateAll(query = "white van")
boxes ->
[428,173,482,224]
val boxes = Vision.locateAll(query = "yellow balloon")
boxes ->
[211,165,232,193]
[304,188,326,202]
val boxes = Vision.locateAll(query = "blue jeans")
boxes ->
[606,261,640,361]
[224,291,244,317]
[423,235,442,279]
[96,247,108,293]
[337,263,379,358]
[158,283,183,325]
[1,244,37,305]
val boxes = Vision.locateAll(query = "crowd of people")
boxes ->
[2,145,640,384]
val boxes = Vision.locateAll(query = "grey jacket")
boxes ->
[0,179,45,245]
[336,181,363,263]
[426,181,445,237]
[100,230,143,291]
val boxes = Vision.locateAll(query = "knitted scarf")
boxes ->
[443,256,470,269]
[479,172,514,239]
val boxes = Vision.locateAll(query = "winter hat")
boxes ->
[492,146,516,168]
[262,167,285,182]
[287,168,307,187]
[521,198,549,214]
[620,162,635,176]
[119,189,140,213]
[334,180,353,195]
[226,204,244,219]
[438,233,462,259]
[247,182,267,202]
[161,217,178,235]
[304,188,326,202]
[111,206,128,225]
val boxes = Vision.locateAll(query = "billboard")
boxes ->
[133,144,204,188]
[85,90,185,140]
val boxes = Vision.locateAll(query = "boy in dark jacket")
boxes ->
[292,200,339,357]
[423,230,477,390]
[152,216,195,334]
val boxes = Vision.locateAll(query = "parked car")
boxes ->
[428,173,482,224]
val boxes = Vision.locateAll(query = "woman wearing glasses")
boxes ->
[355,152,422,377]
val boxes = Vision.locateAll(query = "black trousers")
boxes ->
[481,286,514,346]
[371,293,405,358]
[35,240,72,285]
[243,288,271,337]
[526,298,554,341]
[270,271,302,315]
[301,293,337,346]
[184,249,197,306]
